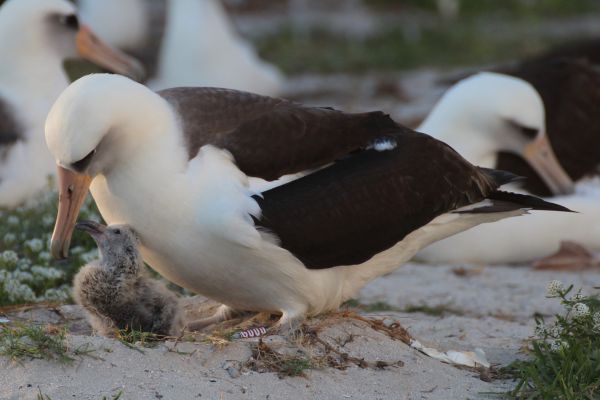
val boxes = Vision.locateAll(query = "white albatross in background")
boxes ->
[45,74,569,331]
[416,72,597,264]
[0,0,143,208]
[78,0,284,95]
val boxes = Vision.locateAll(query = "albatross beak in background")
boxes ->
[51,166,92,259]
[76,24,146,82]
[522,132,575,196]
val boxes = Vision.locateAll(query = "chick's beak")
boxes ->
[76,24,146,81]
[522,132,575,196]
[75,220,106,241]
[51,166,92,259]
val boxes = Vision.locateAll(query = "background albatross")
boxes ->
[0,0,143,208]
[417,72,599,264]
[77,0,284,95]
[45,74,570,332]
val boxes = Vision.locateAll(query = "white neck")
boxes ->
[165,0,235,54]
[151,0,282,94]
[102,89,187,180]
[0,11,69,125]
[155,0,234,85]
[87,85,186,218]
[0,8,71,205]
[418,100,498,168]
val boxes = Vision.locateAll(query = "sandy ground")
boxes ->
[2,262,599,400]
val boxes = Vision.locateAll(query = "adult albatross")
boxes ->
[45,74,570,331]
[417,72,597,264]
[0,0,143,208]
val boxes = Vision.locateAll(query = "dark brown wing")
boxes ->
[159,87,404,180]
[499,59,600,194]
[253,130,501,269]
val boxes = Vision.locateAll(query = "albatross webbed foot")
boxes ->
[533,241,600,271]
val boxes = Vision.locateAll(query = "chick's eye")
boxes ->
[114,229,121,235]
[58,14,79,30]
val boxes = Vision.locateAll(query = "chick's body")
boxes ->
[73,222,183,336]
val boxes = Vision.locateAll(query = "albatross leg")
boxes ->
[186,304,245,331]
[268,308,306,337]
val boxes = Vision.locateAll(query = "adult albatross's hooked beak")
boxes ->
[522,132,574,196]
[51,166,92,259]
[76,25,145,82]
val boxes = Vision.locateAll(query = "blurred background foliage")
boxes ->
[20,0,600,78]
[366,0,600,16]
[252,0,600,73]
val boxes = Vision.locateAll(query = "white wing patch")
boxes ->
[367,138,397,151]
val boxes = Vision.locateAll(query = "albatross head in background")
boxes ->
[0,0,145,208]
[0,0,144,84]
[419,72,574,195]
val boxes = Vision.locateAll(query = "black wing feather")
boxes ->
[253,130,500,269]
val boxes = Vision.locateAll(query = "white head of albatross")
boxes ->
[0,0,144,88]
[419,72,574,196]
[46,74,571,333]
[0,0,144,207]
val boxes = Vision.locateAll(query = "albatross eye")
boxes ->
[58,14,80,30]
[506,120,539,140]
[71,149,96,173]
[517,125,538,139]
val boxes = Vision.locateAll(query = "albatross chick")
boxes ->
[73,220,183,336]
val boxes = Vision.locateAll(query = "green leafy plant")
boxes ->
[0,185,102,306]
[507,281,600,400]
